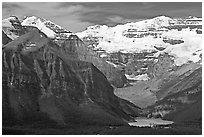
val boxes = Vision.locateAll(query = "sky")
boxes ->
[2,2,202,32]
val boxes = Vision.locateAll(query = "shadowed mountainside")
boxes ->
[60,35,127,87]
[2,29,141,128]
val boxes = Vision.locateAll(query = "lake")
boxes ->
[128,117,174,127]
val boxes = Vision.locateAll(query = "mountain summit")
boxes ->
[22,16,72,39]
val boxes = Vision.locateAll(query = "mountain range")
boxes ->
[2,15,202,134]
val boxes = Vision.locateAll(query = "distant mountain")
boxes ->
[77,15,202,66]
[76,15,202,84]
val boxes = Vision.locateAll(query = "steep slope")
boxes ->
[61,34,127,87]
[2,31,12,45]
[145,67,202,124]
[2,29,141,128]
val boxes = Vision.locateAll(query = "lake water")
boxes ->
[128,117,174,127]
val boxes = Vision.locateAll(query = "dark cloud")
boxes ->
[2,2,202,32]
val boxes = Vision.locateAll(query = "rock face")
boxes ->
[2,29,141,127]
[2,31,12,45]
[163,38,184,45]
[61,35,127,87]
[147,53,174,79]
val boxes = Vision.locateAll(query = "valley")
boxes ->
[114,81,157,108]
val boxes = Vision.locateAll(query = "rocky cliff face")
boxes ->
[61,35,127,87]
[2,31,12,45]
[147,53,174,79]
[2,29,141,127]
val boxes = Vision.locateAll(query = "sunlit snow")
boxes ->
[22,16,56,39]
[77,16,202,66]
[125,74,150,81]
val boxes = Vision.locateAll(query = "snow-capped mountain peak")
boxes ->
[127,15,173,29]
[77,16,173,38]
[77,15,202,67]
[22,16,72,39]
[22,16,57,39]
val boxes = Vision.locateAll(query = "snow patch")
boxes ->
[2,19,13,28]
[106,61,117,68]
[125,74,150,81]
[100,53,108,58]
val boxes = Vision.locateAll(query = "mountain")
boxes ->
[77,15,202,67]
[2,16,127,88]
[21,16,72,39]
[2,27,142,129]
[61,35,127,87]
[77,15,202,102]
[2,15,72,40]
